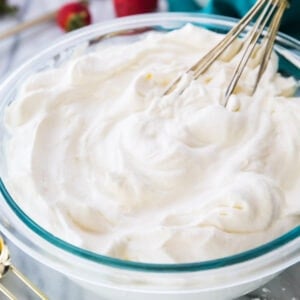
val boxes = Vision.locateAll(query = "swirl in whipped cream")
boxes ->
[4,24,300,263]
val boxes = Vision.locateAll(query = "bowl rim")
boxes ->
[0,12,299,273]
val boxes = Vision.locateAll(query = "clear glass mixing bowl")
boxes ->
[0,13,299,300]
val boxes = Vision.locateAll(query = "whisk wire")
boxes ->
[253,0,288,92]
[163,0,267,95]
[224,0,279,104]
[163,0,288,106]
[192,0,268,78]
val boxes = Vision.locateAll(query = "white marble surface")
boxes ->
[4,239,300,300]
[0,0,299,299]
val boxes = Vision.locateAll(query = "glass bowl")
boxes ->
[0,13,299,300]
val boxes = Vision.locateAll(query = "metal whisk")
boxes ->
[0,235,48,300]
[164,0,289,106]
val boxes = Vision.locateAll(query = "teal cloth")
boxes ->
[167,0,300,39]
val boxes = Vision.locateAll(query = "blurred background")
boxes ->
[0,0,299,299]
[0,0,167,80]
[1,0,299,80]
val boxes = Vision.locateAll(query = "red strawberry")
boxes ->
[57,2,92,32]
[113,0,158,17]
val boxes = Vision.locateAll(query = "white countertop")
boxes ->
[4,239,299,300]
[0,0,299,299]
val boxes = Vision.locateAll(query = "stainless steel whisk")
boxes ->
[164,0,289,106]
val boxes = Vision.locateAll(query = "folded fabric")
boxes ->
[167,0,300,39]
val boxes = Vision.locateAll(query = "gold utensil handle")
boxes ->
[0,0,89,41]
[0,283,17,300]
[0,11,56,41]
[0,236,49,300]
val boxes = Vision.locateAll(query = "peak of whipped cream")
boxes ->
[4,24,300,263]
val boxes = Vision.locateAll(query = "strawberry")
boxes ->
[113,0,158,17]
[57,2,92,32]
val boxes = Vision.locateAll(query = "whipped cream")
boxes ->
[4,25,300,263]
